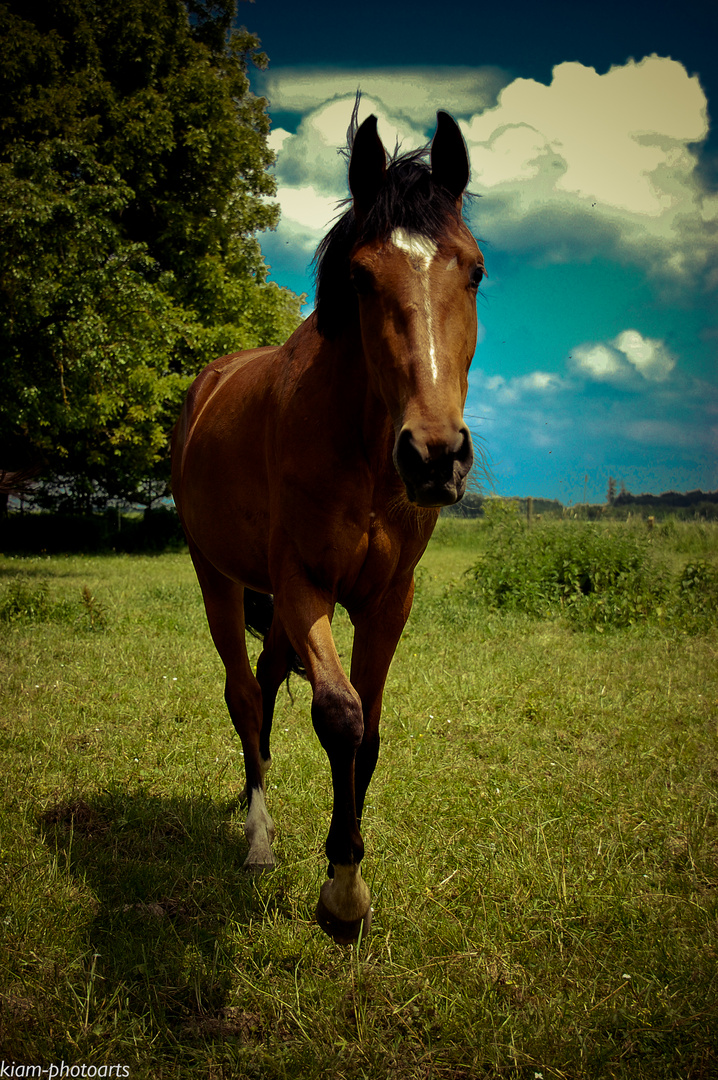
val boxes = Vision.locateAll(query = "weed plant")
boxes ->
[0,575,107,631]
[0,526,716,1079]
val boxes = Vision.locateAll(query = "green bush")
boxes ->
[675,560,718,622]
[466,521,671,630]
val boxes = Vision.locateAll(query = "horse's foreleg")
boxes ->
[350,577,415,825]
[311,671,372,943]
[310,579,414,942]
[272,575,371,944]
[189,549,276,869]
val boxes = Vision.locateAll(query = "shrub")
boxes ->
[674,560,718,627]
[466,521,670,630]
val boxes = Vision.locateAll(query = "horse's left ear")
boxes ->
[430,111,470,201]
[349,114,387,221]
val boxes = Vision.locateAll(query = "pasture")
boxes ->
[0,516,716,1078]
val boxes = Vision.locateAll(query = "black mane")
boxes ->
[313,141,467,339]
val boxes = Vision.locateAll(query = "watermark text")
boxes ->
[1,1065,129,1079]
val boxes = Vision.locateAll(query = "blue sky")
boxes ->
[241,0,716,503]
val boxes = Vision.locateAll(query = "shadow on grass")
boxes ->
[37,788,285,1039]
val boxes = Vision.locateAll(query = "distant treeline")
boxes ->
[0,508,185,555]
[443,490,718,520]
[613,489,718,508]
[443,494,564,518]
[1,490,716,555]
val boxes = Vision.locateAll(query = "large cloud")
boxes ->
[463,57,706,212]
[461,56,717,284]
[262,57,718,288]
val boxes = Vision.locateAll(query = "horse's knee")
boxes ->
[224,674,262,734]
[311,683,363,756]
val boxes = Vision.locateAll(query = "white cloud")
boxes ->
[569,330,676,384]
[469,369,570,411]
[461,57,716,282]
[570,344,625,381]
[259,66,509,126]
[613,329,676,381]
[267,127,292,154]
[464,57,707,215]
[520,371,566,392]
[274,184,340,232]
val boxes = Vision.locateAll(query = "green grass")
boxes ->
[0,520,716,1078]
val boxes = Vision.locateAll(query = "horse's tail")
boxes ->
[243,588,308,681]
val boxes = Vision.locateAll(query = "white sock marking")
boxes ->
[245,786,274,847]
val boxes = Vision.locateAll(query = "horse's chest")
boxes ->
[341,515,428,613]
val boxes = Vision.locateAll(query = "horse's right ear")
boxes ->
[431,111,470,202]
[349,115,386,221]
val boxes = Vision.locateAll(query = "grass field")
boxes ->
[0,517,716,1078]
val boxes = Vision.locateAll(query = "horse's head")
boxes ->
[347,112,483,508]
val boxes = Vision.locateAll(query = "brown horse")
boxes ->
[171,109,485,944]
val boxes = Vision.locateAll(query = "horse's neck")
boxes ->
[297,319,435,532]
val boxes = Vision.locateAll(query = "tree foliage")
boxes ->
[0,0,303,509]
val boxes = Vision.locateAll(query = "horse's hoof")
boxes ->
[242,847,277,872]
[242,861,275,874]
[316,896,372,945]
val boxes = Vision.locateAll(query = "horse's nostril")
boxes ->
[394,423,473,506]
[456,425,473,468]
[395,427,426,468]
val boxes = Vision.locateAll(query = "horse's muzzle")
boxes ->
[393,423,474,507]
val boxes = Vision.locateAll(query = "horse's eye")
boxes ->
[469,265,484,290]
[350,265,374,295]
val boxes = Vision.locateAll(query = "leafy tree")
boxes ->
[0,0,302,510]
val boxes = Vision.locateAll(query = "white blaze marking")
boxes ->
[391,227,439,382]
[391,228,438,265]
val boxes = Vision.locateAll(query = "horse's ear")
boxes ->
[431,111,470,201]
[349,114,386,220]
